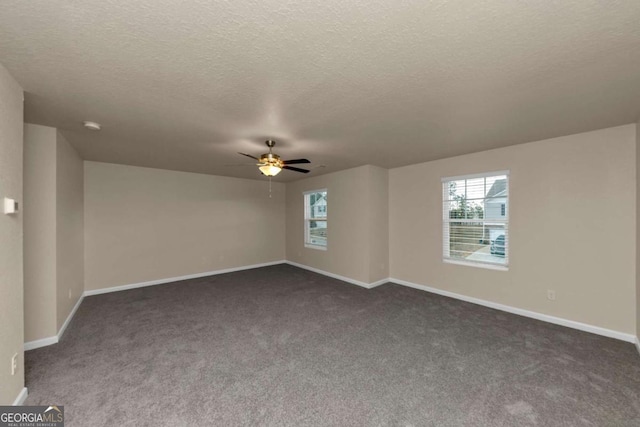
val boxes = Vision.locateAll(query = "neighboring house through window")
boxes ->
[442,172,509,269]
[304,189,327,249]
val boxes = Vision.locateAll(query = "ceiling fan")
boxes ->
[239,140,311,176]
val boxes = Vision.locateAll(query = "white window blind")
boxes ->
[442,171,509,269]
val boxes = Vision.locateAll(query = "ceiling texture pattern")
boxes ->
[1,0,639,181]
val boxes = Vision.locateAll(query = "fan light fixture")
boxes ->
[259,164,282,176]
[237,140,311,177]
[83,121,101,131]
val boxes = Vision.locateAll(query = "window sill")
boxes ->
[305,244,327,251]
[443,258,508,271]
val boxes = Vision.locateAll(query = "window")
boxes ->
[304,189,327,249]
[442,171,509,269]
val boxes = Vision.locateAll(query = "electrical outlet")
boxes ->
[547,290,556,301]
[11,353,18,375]
[68,288,72,299]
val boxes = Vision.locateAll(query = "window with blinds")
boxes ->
[442,171,509,269]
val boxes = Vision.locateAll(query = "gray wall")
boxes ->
[55,131,84,330]
[23,124,57,342]
[286,165,389,284]
[637,119,640,342]
[23,125,85,342]
[0,64,24,404]
[389,125,636,334]
[84,162,286,291]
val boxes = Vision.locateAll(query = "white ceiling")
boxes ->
[1,0,639,181]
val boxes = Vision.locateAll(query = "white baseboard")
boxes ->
[25,293,85,351]
[23,260,639,351]
[24,295,85,351]
[12,387,28,406]
[283,263,635,344]
[84,260,287,296]
[24,336,58,351]
[25,261,286,350]
[368,278,389,289]
[285,261,389,289]
[389,277,636,343]
[58,294,84,340]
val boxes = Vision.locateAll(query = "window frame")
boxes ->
[442,171,509,271]
[304,189,328,250]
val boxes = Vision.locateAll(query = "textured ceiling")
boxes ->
[1,0,639,181]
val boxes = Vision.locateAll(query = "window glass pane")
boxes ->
[308,191,327,219]
[448,190,484,219]
[308,220,327,246]
[448,222,486,259]
[485,175,507,197]
[446,180,466,201]
[448,222,506,264]
[485,176,508,220]
[465,177,485,203]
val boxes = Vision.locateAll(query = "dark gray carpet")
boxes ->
[25,264,640,426]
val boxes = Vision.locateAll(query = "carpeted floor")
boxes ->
[25,264,640,426]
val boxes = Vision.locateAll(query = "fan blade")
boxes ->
[283,158,311,165]
[283,165,310,173]
[238,152,259,160]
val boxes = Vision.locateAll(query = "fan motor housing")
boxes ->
[260,153,283,166]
